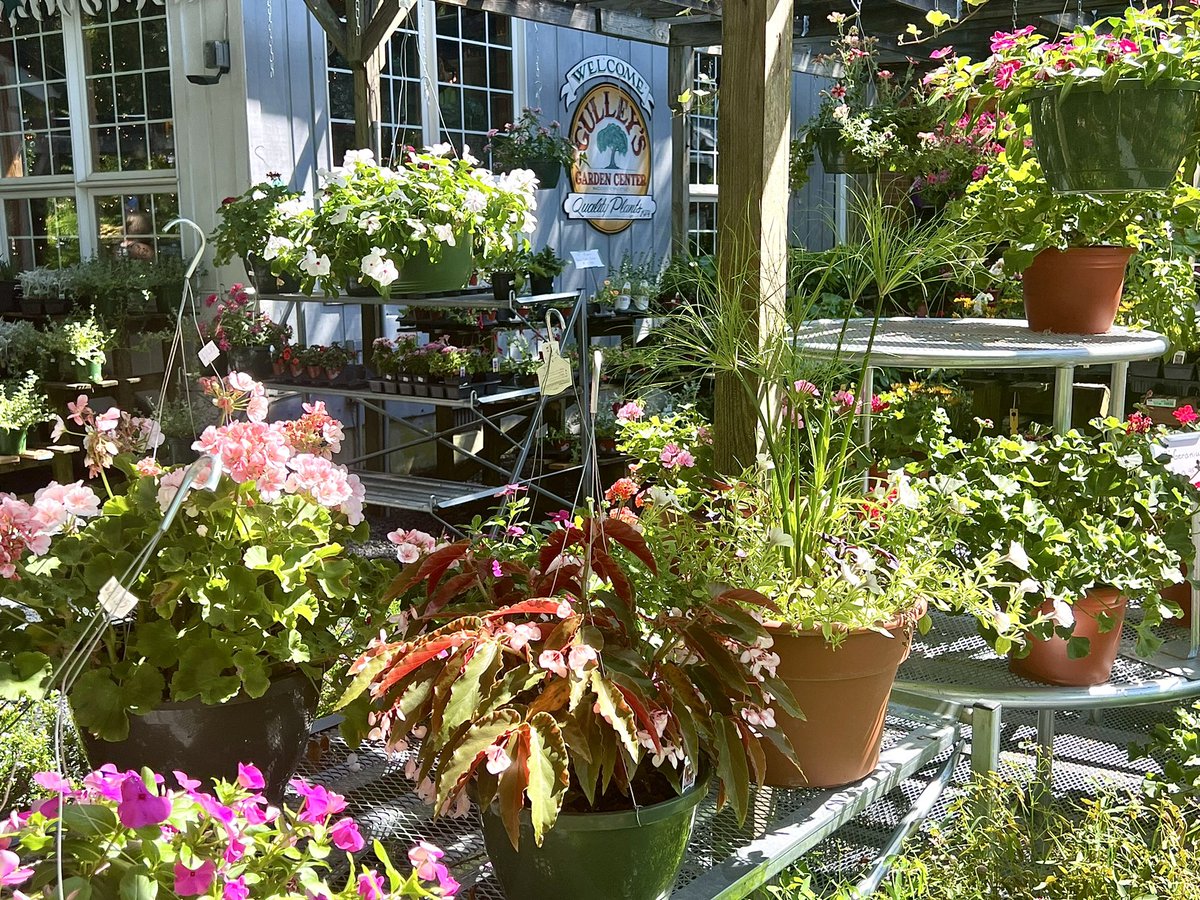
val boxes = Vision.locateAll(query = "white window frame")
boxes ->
[327,0,525,158]
[686,47,721,254]
[0,4,179,262]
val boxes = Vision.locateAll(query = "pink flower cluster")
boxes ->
[201,371,269,424]
[0,481,101,579]
[53,395,164,477]
[281,400,345,457]
[387,528,440,564]
[659,443,695,470]
[615,400,644,422]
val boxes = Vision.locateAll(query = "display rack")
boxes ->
[258,288,589,522]
[297,701,961,900]
[794,317,1189,777]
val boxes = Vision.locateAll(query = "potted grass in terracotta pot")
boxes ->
[338,499,792,900]
[0,374,391,800]
[928,419,1197,686]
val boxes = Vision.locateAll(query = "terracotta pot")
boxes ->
[1009,588,1128,686]
[1162,565,1192,628]
[760,603,923,788]
[288,361,303,379]
[1022,246,1134,335]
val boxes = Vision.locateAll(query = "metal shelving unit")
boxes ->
[258,288,589,521]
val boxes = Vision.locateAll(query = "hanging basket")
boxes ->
[1028,80,1200,193]
[346,237,474,297]
[813,127,873,175]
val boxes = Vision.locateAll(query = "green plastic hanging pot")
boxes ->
[72,359,103,384]
[480,774,710,900]
[345,237,474,296]
[1028,79,1200,193]
[0,426,28,456]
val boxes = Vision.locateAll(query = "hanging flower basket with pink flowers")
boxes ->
[0,374,394,797]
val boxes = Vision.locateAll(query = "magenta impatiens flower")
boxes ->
[117,775,172,829]
[330,816,366,852]
[174,859,216,896]
[223,875,250,900]
[236,763,265,791]
[357,870,387,900]
[32,771,73,794]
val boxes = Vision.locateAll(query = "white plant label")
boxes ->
[570,249,604,270]
[537,340,573,397]
[99,577,140,620]
[198,341,220,367]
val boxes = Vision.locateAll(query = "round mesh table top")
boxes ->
[793,318,1168,368]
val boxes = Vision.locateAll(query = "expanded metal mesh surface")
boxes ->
[295,713,941,898]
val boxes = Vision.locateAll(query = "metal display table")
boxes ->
[794,318,1189,777]
[298,703,961,899]
[792,317,1169,434]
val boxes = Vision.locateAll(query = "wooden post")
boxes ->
[713,0,792,472]
[668,44,695,253]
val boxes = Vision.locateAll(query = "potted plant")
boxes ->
[500,336,540,388]
[322,343,357,381]
[928,419,1197,685]
[370,336,397,392]
[50,311,111,383]
[2,375,390,797]
[592,278,620,316]
[485,107,579,189]
[797,12,922,174]
[929,8,1200,193]
[0,257,18,313]
[0,320,48,378]
[426,344,478,400]
[17,267,71,316]
[338,503,790,899]
[543,425,575,459]
[211,176,311,292]
[285,147,537,297]
[0,372,52,455]
[0,764,459,898]
[487,241,529,308]
[202,283,292,377]
[152,393,219,465]
[948,150,1200,334]
[528,245,566,295]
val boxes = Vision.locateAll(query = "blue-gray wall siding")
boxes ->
[791,71,838,251]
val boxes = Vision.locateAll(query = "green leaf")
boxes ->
[62,802,119,837]
[130,619,180,669]
[170,639,239,705]
[715,716,750,824]
[590,670,641,759]
[441,640,500,739]
[123,665,166,714]
[925,9,951,27]
[70,670,130,741]
[435,709,521,811]
[0,651,51,701]
[527,712,569,845]
[119,866,159,900]
[1067,636,1091,659]
[334,650,394,710]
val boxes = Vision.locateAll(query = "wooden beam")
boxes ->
[304,0,348,58]
[435,0,598,31]
[670,18,722,45]
[714,0,793,471]
[596,8,671,43]
[668,43,695,252]
[364,0,419,56]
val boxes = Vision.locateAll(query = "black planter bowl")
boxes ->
[77,672,318,801]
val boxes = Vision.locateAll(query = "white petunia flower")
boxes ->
[361,247,398,287]
[262,235,293,261]
[432,224,455,245]
[462,189,487,213]
[357,211,382,235]
[299,247,332,277]
[343,148,376,167]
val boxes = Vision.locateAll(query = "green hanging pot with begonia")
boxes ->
[1029,80,1200,194]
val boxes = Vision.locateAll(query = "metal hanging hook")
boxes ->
[165,218,207,280]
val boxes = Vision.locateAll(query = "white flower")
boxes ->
[461,145,479,166]
[360,247,398,287]
[767,527,794,549]
[329,205,352,225]
[832,104,850,121]
[484,742,512,775]
[299,247,332,277]
[251,189,266,201]
[276,198,308,218]
[427,142,454,158]
[432,224,455,245]
[1050,598,1075,629]
[1000,541,1030,572]
[405,219,428,239]
[343,148,376,167]
[992,609,1014,634]
[463,189,487,213]
[262,235,293,261]
[357,211,382,235]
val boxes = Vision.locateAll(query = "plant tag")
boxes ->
[1175,351,1187,365]
[98,577,139,620]
[537,339,572,396]
[1009,406,1019,435]
[570,249,603,270]
[198,341,220,367]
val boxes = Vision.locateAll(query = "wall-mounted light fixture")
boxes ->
[187,39,231,86]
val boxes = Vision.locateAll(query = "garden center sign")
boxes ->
[561,56,657,235]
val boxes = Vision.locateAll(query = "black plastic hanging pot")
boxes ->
[1028,79,1200,192]
[813,127,873,175]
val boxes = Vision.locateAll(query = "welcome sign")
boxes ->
[561,56,657,235]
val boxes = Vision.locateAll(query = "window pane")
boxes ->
[688,51,721,188]
[4,196,80,268]
[93,191,180,260]
[0,13,72,178]
[688,201,718,256]
[83,4,174,173]
[328,5,422,166]
[434,4,515,162]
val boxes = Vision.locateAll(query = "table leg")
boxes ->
[1109,361,1128,420]
[1036,709,1055,786]
[971,701,1002,776]
[1053,366,1075,433]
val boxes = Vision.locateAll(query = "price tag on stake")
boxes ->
[198,341,220,367]
[570,249,604,270]
[99,577,140,620]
